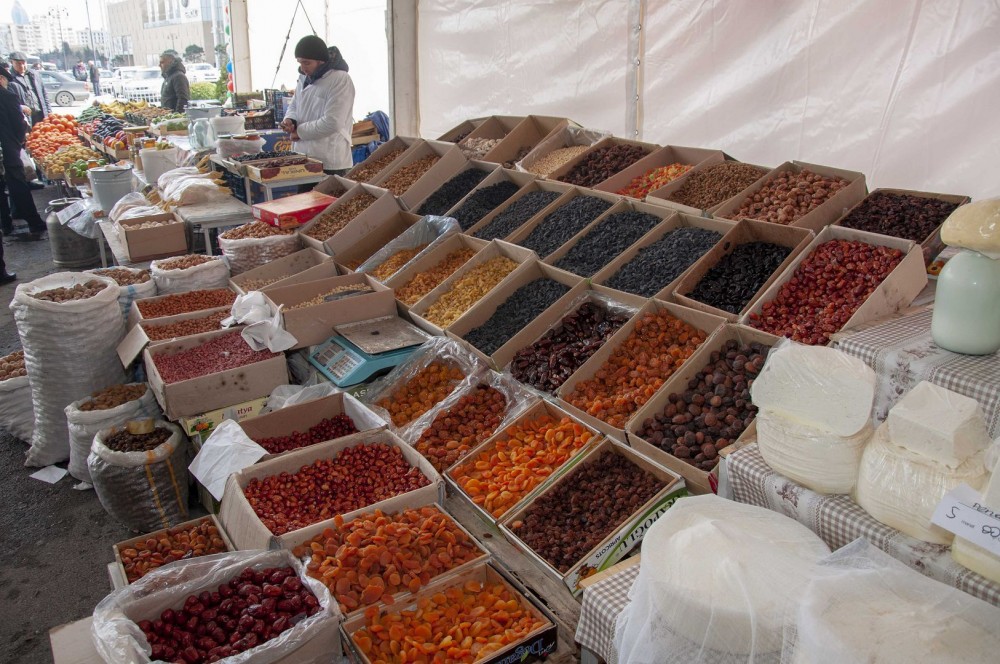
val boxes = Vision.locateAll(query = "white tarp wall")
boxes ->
[417,0,1000,200]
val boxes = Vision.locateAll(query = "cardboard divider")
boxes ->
[344,135,421,183]
[498,438,687,595]
[332,210,423,273]
[383,233,489,309]
[504,187,623,258]
[264,273,396,350]
[437,117,487,142]
[445,261,585,366]
[591,212,735,301]
[117,305,234,367]
[370,140,468,209]
[229,247,335,294]
[672,218,815,321]
[143,328,289,420]
[645,158,773,214]
[465,179,576,240]
[442,167,538,231]
[112,515,235,586]
[483,115,569,165]
[832,187,971,265]
[545,136,662,184]
[463,115,523,145]
[594,144,725,197]
[739,225,928,341]
[406,160,499,215]
[115,212,188,262]
[298,183,400,255]
[126,284,236,330]
[407,240,538,336]
[625,323,778,494]
[218,429,444,551]
[712,160,868,232]
[554,299,727,442]
[314,174,350,198]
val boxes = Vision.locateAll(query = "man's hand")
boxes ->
[288,130,300,141]
[279,118,295,133]
[20,105,30,117]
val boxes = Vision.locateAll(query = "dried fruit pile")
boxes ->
[78,384,147,411]
[119,518,228,583]
[153,332,278,384]
[413,384,508,472]
[375,361,466,427]
[253,415,358,454]
[136,289,236,318]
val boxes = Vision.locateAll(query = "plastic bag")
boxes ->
[854,422,988,544]
[614,495,830,664]
[940,197,999,259]
[65,383,162,483]
[260,383,340,414]
[108,192,154,223]
[0,374,33,442]
[156,166,203,191]
[219,226,302,275]
[216,136,265,159]
[360,336,488,435]
[222,291,297,352]
[88,421,189,532]
[188,419,268,501]
[87,267,157,324]
[10,273,127,467]
[91,549,341,664]
[356,215,461,281]
[151,256,230,294]
[780,538,1000,663]
[517,125,609,175]
[162,176,231,208]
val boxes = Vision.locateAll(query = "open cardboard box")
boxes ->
[313,174,350,198]
[264,272,396,350]
[445,399,604,525]
[504,186,623,259]
[115,213,187,262]
[591,212,735,301]
[333,210,423,273]
[442,167,537,232]
[519,124,608,177]
[739,225,928,342]
[446,260,585,367]
[672,218,814,321]
[545,136,662,185]
[371,140,468,210]
[126,285,236,331]
[218,429,443,551]
[555,299,727,442]
[406,160,499,216]
[436,117,487,143]
[407,240,538,336]
[144,328,289,420]
[499,438,687,595]
[465,179,575,240]
[298,183,400,255]
[457,115,524,160]
[625,323,778,494]
[344,135,420,183]
[112,515,235,586]
[833,187,971,265]
[594,144,725,198]
[384,233,489,309]
[229,247,335,294]
[340,561,559,664]
[483,115,569,166]
[712,160,868,232]
[645,158,773,214]
[117,306,233,367]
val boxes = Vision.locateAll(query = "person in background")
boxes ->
[73,60,87,82]
[158,52,190,112]
[0,64,45,243]
[279,35,355,176]
[7,52,40,124]
[28,61,49,124]
[88,60,100,96]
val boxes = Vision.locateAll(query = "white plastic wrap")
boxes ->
[0,374,33,442]
[91,549,340,664]
[259,383,340,414]
[755,409,871,495]
[216,136,266,159]
[10,273,127,467]
[356,215,461,281]
[89,421,189,533]
[218,227,301,276]
[87,267,157,324]
[156,166,201,191]
[162,177,231,208]
[855,423,989,544]
[952,445,1000,584]
[64,384,162,483]
[614,495,830,664]
[108,192,155,223]
[780,538,1000,663]
[940,198,1000,258]
[151,256,231,295]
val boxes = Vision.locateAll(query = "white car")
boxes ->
[116,67,163,103]
[187,62,220,83]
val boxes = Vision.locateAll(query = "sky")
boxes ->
[0,0,107,30]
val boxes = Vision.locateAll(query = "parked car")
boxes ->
[187,62,220,83]
[108,66,142,97]
[39,70,91,106]
[114,67,163,103]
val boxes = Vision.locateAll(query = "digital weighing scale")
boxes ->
[308,316,431,387]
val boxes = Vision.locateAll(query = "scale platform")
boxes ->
[308,316,431,387]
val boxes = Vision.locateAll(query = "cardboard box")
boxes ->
[625,323,778,494]
[383,233,489,309]
[298,183,401,256]
[519,124,608,176]
[673,218,814,321]
[591,212,735,301]
[499,438,687,595]
[112,515,235,585]
[555,299,726,442]
[340,562,558,664]
[264,272,396,350]
[545,136,662,184]
[371,140,468,210]
[126,284,236,331]
[252,191,337,228]
[436,117,488,142]
[712,160,868,232]
[180,395,271,438]
[504,186,623,258]
[441,167,537,230]
[117,306,233,367]
[244,157,325,183]
[833,187,971,265]
[406,160,499,216]
[464,179,576,240]
[144,328,289,420]
[445,399,603,525]
[483,115,569,166]
[344,135,420,183]
[407,240,538,336]
[594,144,725,197]
[229,247,336,294]
[446,260,585,366]
[645,158,772,214]
[739,225,928,341]
[115,213,188,262]
[218,430,443,550]
[333,210,423,272]
[313,174,350,198]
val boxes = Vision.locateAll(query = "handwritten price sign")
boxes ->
[931,483,1000,556]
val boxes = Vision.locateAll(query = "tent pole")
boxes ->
[387,0,419,137]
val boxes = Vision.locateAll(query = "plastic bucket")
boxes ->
[140,148,178,188]
[88,165,135,214]
[211,115,245,135]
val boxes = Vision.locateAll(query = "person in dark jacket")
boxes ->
[7,52,40,124]
[0,65,46,243]
[159,52,190,112]
[88,60,100,96]
[29,61,50,123]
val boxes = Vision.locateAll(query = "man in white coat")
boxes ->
[279,35,355,175]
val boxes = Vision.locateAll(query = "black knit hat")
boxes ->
[295,35,330,62]
[0,66,11,82]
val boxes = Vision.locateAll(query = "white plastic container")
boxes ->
[139,148,178,188]
[210,114,245,135]
[88,165,135,214]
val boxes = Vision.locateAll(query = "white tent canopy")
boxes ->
[230,0,1000,200]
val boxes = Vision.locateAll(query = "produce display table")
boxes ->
[576,557,640,664]
[832,305,1000,437]
[173,196,254,255]
[726,442,1000,607]
[209,154,326,205]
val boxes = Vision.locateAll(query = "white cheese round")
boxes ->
[940,198,1000,259]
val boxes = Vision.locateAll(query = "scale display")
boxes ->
[308,316,430,387]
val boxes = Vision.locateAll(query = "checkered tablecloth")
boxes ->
[833,305,1000,438]
[728,443,1000,607]
[575,564,639,664]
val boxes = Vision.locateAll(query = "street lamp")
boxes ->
[46,6,69,70]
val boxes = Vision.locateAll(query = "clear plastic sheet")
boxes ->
[0,375,33,443]
[91,549,340,664]
[10,273,126,467]
[88,421,189,533]
[151,256,231,295]
[780,538,1000,663]
[259,383,340,414]
[86,267,157,324]
[614,495,830,664]
[941,198,1000,258]
[356,215,460,282]
[162,176,231,208]
[219,229,302,276]
[854,423,989,545]
[953,443,1000,584]
[64,383,162,483]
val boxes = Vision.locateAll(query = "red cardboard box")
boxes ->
[252,191,336,229]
